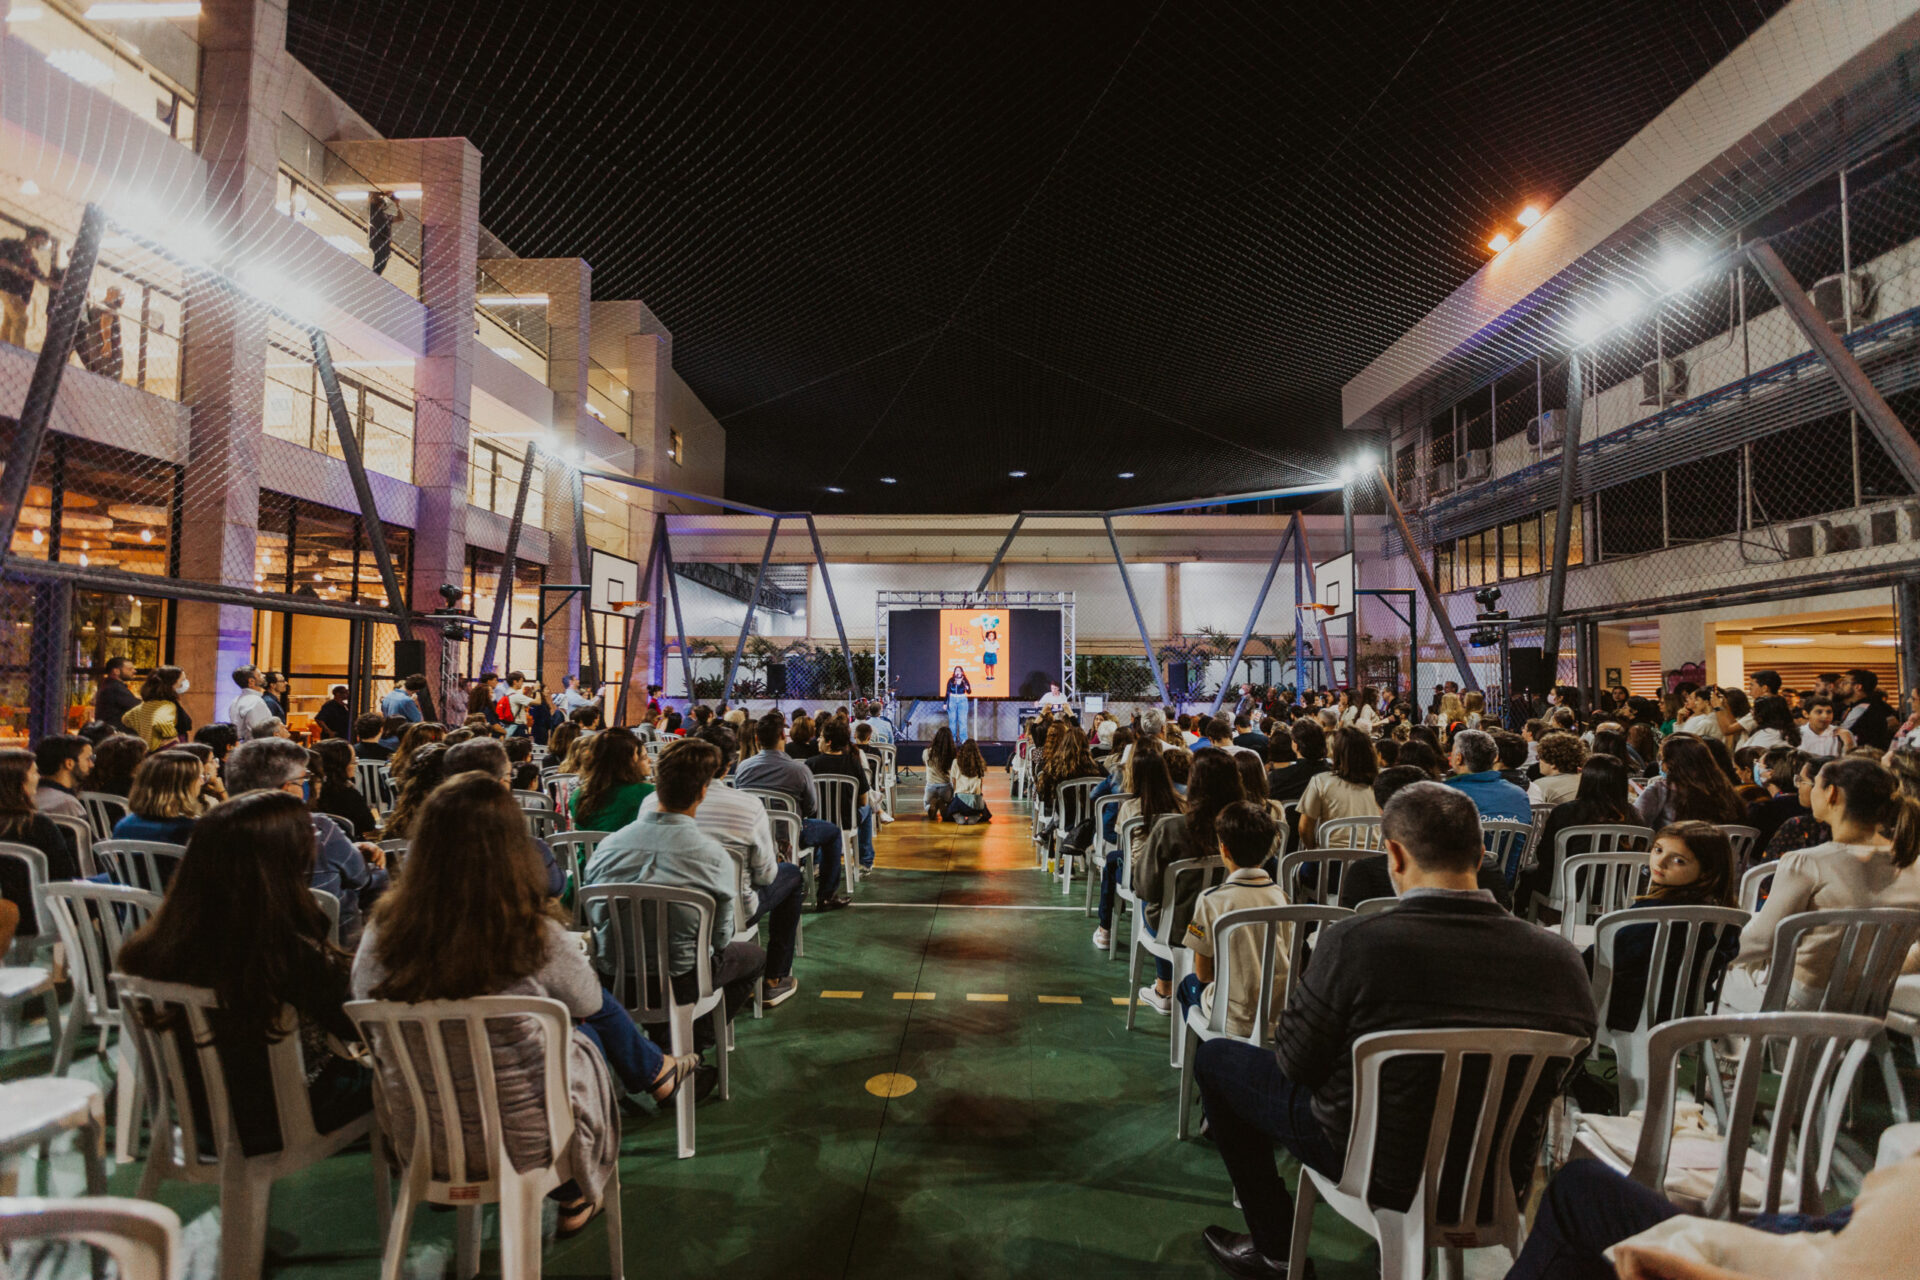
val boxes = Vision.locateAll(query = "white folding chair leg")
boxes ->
[1875,1034,1911,1125]
[216,1167,274,1280]
[672,1007,697,1160]
[378,1171,420,1280]
[113,1042,141,1167]
[1176,1021,1200,1140]
[1167,950,1193,1069]
[600,1160,625,1279]
[498,1172,550,1279]
[455,1203,482,1280]
[714,1004,731,1102]
[1124,930,1145,1030]
[1286,1168,1319,1277]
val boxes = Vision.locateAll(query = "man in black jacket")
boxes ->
[1193,781,1595,1278]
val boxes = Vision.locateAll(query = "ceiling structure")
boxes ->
[286,0,1786,515]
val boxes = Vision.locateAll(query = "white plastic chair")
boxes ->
[547,831,609,925]
[510,788,555,812]
[346,995,623,1280]
[1286,1026,1590,1280]
[1086,792,1132,915]
[42,881,161,1163]
[739,787,799,817]
[1719,824,1761,869]
[0,844,62,1052]
[1108,814,1149,960]
[78,791,128,842]
[353,760,395,813]
[1315,816,1385,851]
[762,809,810,955]
[311,887,342,946]
[1572,1011,1882,1218]
[1530,823,1655,920]
[544,772,580,813]
[1353,897,1397,917]
[44,811,94,877]
[1738,862,1776,914]
[0,1077,107,1195]
[1175,903,1351,1138]
[1278,847,1384,909]
[1588,904,1749,1112]
[113,975,386,1279]
[375,837,410,877]
[577,882,729,1158]
[1482,818,1534,888]
[524,809,565,840]
[1552,850,1652,945]
[0,1196,182,1280]
[92,840,186,895]
[1125,854,1226,1067]
[1049,776,1103,894]
[812,774,861,891]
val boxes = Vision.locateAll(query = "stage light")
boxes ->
[1117,471,1134,479]
[1473,585,1502,612]
[879,477,897,484]
[1487,232,1512,253]
[1008,470,1027,478]
[1656,249,1702,290]
[1568,312,1604,344]
[1517,204,1543,228]
[437,583,465,608]
[1604,289,1640,323]
[825,485,845,494]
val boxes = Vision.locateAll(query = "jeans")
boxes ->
[1098,848,1124,930]
[660,941,766,1052]
[1141,916,1173,983]
[1194,1038,1344,1260]
[1176,972,1205,1021]
[745,862,804,980]
[947,693,969,743]
[579,985,665,1095]
[800,817,845,901]
[857,803,876,868]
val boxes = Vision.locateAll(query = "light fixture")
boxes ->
[1516,204,1543,228]
[1568,312,1604,344]
[825,485,845,494]
[1487,232,1512,253]
[1863,638,1898,648]
[477,293,548,306]
[879,477,896,484]
[1760,637,1816,646]
[45,48,115,84]
[1008,470,1027,478]
[490,345,524,359]
[85,2,201,17]
[139,528,153,543]
[1117,471,1135,479]
[1604,289,1641,324]
[18,179,39,196]
[324,234,364,255]
[7,6,47,21]
[1656,249,1702,290]
[331,187,421,202]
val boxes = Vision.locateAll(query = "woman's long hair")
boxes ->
[1646,820,1735,905]
[545,720,583,769]
[88,734,147,795]
[390,721,445,777]
[927,727,956,775]
[574,730,644,826]
[1125,746,1182,823]
[1818,756,1920,869]
[314,738,356,790]
[1752,696,1798,740]
[1181,751,1245,860]
[1328,725,1379,787]
[380,742,450,839]
[0,748,37,836]
[1232,750,1271,803]
[1658,735,1747,825]
[128,750,206,820]
[117,791,335,1043]
[1563,753,1637,826]
[369,773,557,1001]
[954,739,986,779]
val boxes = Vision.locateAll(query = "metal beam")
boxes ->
[1208,521,1295,717]
[1103,516,1173,707]
[1541,350,1584,666]
[477,438,540,675]
[1376,464,1479,693]
[311,332,413,631]
[0,203,104,563]
[612,523,666,728]
[975,514,1026,593]
[1745,240,1920,494]
[570,464,593,681]
[1102,480,1343,517]
[1899,579,1920,708]
[577,468,787,518]
[804,515,859,699]
[1293,513,1341,690]
[722,517,781,703]
[658,517,697,701]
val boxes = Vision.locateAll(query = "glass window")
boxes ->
[10,2,197,153]
[669,430,684,466]
[1501,522,1523,580]
[1570,502,1585,566]
[583,478,632,554]
[1434,543,1454,595]
[262,319,415,483]
[468,439,545,519]
[465,548,546,678]
[1518,516,1542,577]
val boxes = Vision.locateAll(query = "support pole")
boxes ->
[476,438,540,676]
[976,514,1026,593]
[658,518,697,701]
[1209,522,1296,717]
[1293,514,1341,691]
[1898,579,1920,709]
[804,516,859,700]
[722,517,781,704]
[1293,539,1307,696]
[0,203,104,562]
[612,526,665,728]
[1343,479,1358,690]
[570,465,594,681]
[1745,241,1920,493]
[1542,351,1585,666]
[1103,517,1173,707]
[1376,464,1479,693]
[313,333,414,637]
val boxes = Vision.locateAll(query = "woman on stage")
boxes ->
[946,665,972,744]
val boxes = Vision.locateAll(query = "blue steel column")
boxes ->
[1208,522,1295,718]
[722,517,780,703]
[1103,517,1173,707]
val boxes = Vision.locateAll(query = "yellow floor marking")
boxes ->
[1111,997,1132,1005]
[866,1072,918,1098]
[1037,995,1083,1005]
[820,990,864,999]
[894,991,936,1000]
[966,993,1009,1002]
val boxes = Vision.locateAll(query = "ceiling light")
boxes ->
[478,293,548,306]
[18,179,40,196]
[1863,638,1898,648]
[1487,232,1512,253]
[824,486,845,494]
[332,187,421,202]
[1761,637,1816,646]
[45,48,115,84]
[1656,249,1702,290]
[1008,470,1027,478]
[1117,471,1135,479]
[324,234,365,255]
[879,477,896,484]
[1568,313,1603,344]
[7,6,47,20]
[85,2,201,16]
[1516,205,1543,228]
[1604,289,1641,324]
[491,345,524,359]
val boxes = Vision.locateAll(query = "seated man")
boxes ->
[733,711,851,911]
[1179,802,1288,1037]
[806,718,877,872]
[1193,781,1595,1277]
[853,722,896,823]
[1443,728,1533,826]
[352,712,393,761]
[33,733,91,821]
[584,738,767,1046]
[226,738,388,945]
[443,738,567,898]
[1195,717,1234,754]
[1232,715,1269,752]
[639,726,804,1006]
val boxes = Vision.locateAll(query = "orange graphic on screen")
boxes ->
[940,610,1008,698]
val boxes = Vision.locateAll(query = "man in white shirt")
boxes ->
[228,665,276,740]
[1799,696,1852,758]
[853,700,895,745]
[553,675,595,717]
[1037,681,1072,713]
[1677,684,1721,739]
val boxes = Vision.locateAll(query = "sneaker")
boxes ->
[1092,927,1111,949]
[763,976,800,1008]
[1137,984,1171,1015]
[878,811,896,824]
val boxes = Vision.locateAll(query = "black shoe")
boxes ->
[816,894,853,912]
[1201,1226,1310,1279]
[691,1064,721,1104]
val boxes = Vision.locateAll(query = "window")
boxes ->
[263,320,415,482]
[11,437,176,577]
[254,491,413,607]
[465,548,546,678]
[669,430,684,466]
[469,440,547,519]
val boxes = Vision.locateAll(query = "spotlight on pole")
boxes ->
[1487,232,1512,253]
[1517,204,1543,228]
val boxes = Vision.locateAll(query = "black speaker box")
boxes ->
[1167,660,1189,698]
[393,639,427,679]
[767,663,787,696]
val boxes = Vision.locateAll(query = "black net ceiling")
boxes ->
[287,0,1786,515]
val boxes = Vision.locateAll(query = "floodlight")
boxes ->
[1117,471,1135,479]
[825,485,845,494]
[1604,289,1640,323]
[1008,470,1027,478]
[1517,205,1543,227]
[1487,232,1512,253]
[437,583,466,608]
[1568,312,1603,344]
[1473,585,1502,612]
[879,477,897,484]
[1656,249,1702,290]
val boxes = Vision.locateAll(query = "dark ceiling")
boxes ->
[287,0,1785,514]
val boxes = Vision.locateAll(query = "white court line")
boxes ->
[849,902,1086,912]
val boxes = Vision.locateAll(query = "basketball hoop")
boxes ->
[610,600,651,618]
[1305,603,1338,616]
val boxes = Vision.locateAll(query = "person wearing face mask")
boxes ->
[123,664,194,753]
[1746,747,1813,853]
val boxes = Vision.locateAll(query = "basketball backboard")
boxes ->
[589,548,640,614]
[1314,552,1355,620]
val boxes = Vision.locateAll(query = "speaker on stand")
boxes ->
[1167,660,1189,702]
[768,662,787,697]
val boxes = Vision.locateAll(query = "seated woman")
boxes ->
[568,730,653,832]
[112,749,207,845]
[312,740,378,839]
[1297,726,1380,848]
[86,732,147,798]
[1587,821,1738,1033]
[922,727,956,820]
[116,790,372,1154]
[174,740,228,809]
[1516,753,1639,914]
[946,739,991,825]
[388,721,445,779]
[0,748,82,937]
[378,743,451,841]
[354,773,692,1237]
[1737,756,1920,1005]
[1132,751,1244,1014]
[1094,745,1183,951]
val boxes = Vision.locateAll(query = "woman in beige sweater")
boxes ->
[1736,756,1920,1004]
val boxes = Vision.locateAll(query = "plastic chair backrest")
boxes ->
[1590,905,1749,1035]
[44,813,93,877]
[765,809,801,858]
[577,882,717,1024]
[1335,1026,1588,1246]
[79,792,128,842]
[0,1196,183,1280]
[1718,824,1761,869]
[352,760,394,811]
[92,841,185,895]
[344,995,573,1194]
[1554,851,1651,938]
[310,888,341,946]
[0,844,51,953]
[524,809,564,839]
[1205,904,1352,1042]
[813,775,859,833]
[1092,792,1131,854]
[1482,819,1534,886]
[1758,907,1920,1016]
[1157,855,1227,927]
[546,831,608,924]
[1738,862,1775,914]
[510,789,554,812]
[42,882,160,1026]
[545,773,579,810]
[740,788,798,815]
[1353,897,1397,917]
[1278,847,1383,908]
[1316,817,1385,851]
[1629,1011,1883,1218]
[1054,776,1102,832]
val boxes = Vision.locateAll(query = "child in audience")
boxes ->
[947,739,990,824]
[924,727,956,819]
[1589,821,1738,1033]
[1179,802,1289,1038]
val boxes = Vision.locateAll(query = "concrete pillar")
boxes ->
[174,0,284,725]
[619,329,672,706]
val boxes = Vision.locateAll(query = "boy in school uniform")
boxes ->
[1177,801,1290,1039]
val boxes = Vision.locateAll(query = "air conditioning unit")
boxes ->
[1455,448,1492,486]
[1397,474,1427,509]
[1640,358,1688,406]
[1526,409,1567,452]
[1811,270,1877,331]
[1428,465,1455,498]
[1819,519,1862,553]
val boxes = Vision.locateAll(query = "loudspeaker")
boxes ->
[393,640,427,679]
[580,664,600,689]
[1167,661,1189,699]
[1508,647,1551,700]
[767,662,787,697]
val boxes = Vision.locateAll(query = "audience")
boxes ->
[1296,725,1380,848]
[113,750,207,845]
[0,748,82,936]
[921,726,956,818]
[1266,719,1328,804]
[1191,782,1595,1277]
[312,739,378,839]
[1094,745,1184,950]
[1335,765,1515,911]
[1177,802,1288,1037]
[124,665,191,752]
[87,732,146,797]
[1589,821,1738,1034]
[1514,753,1639,912]
[806,719,877,872]
[1444,728,1532,825]
[733,713,850,909]
[1133,751,1243,1015]
[1635,735,1746,828]
[1527,732,1586,806]
[947,739,990,824]
[442,738,567,897]
[379,742,451,840]
[31,733,91,821]
[227,738,387,945]
[569,730,654,832]
[352,712,392,761]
